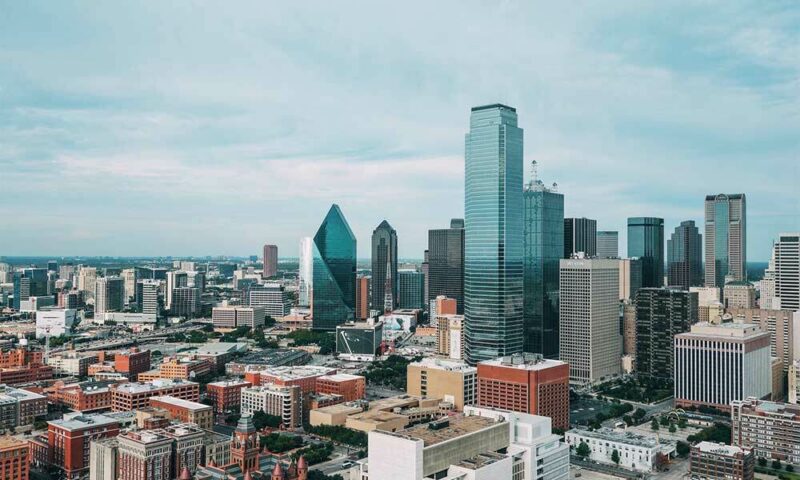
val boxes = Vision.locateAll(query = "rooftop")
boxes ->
[0,436,27,450]
[150,395,210,411]
[471,103,516,112]
[384,415,502,447]
[113,379,197,394]
[695,442,749,456]
[453,451,508,470]
[256,365,335,381]
[733,397,800,418]
[120,430,171,444]
[479,353,566,371]
[207,379,252,387]
[318,373,365,382]
[568,428,675,449]
[49,412,119,431]
[411,358,476,373]
[681,322,767,339]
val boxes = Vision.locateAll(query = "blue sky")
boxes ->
[1,1,798,260]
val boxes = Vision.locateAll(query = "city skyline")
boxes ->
[2,3,797,260]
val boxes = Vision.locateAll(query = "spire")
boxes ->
[297,456,307,470]
[179,466,192,480]
[383,251,393,314]
[271,462,285,479]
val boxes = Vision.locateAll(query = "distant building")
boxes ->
[262,244,278,278]
[774,233,800,311]
[355,275,371,320]
[212,305,265,329]
[627,217,664,288]
[724,282,756,309]
[619,258,643,301]
[298,237,313,308]
[171,287,200,317]
[691,286,722,322]
[690,442,754,480]
[731,397,800,465]
[149,396,213,430]
[135,279,159,316]
[315,374,366,402]
[407,358,477,411]
[12,268,48,310]
[336,321,383,361]
[312,205,357,331]
[436,314,464,360]
[635,288,697,380]
[35,308,76,338]
[248,284,290,318]
[111,379,199,411]
[596,230,619,259]
[114,348,151,380]
[705,194,747,287]
[371,220,398,312]
[398,270,425,310]
[667,220,703,290]
[565,428,675,473]
[564,217,597,258]
[427,219,465,314]
[95,276,125,314]
[727,307,799,374]
[790,360,799,404]
[206,380,252,414]
[240,384,302,429]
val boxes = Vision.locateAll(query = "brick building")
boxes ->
[47,413,120,479]
[0,365,53,385]
[157,356,213,381]
[111,379,199,411]
[206,380,251,414]
[117,430,173,480]
[114,348,151,380]
[55,383,112,412]
[0,436,29,480]
[476,353,570,430]
[149,396,213,430]
[243,365,335,394]
[315,374,366,402]
[690,442,754,480]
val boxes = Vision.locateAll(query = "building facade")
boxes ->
[690,442,754,480]
[427,219,465,314]
[240,384,302,429]
[667,220,703,290]
[596,231,619,259]
[407,358,477,411]
[262,244,278,279]
[731,398,800,465]
[705,194,747,287]
[635,288,697,380]
[48,413,121,479]
[371,220,398,312]
[312,205,357,331]
[398,270,425,310]
[564,218,597,258]
[774,233,800,311]
[627,217,664,288]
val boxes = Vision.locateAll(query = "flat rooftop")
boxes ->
[151,395,209,411]
[479,353,566,371]
[318,373,364,382]
[411,358,476,373]
[454,451,507,470]
[113,379,197,394]
[386,415,501,447]
[257,365,335,380]
[208,379,252,387]
[568,428,674,449]
[49,413,119,431]
[682,322,767,339]
[0,436,27,450]
[695,442,748,456]
[314,403,363,415]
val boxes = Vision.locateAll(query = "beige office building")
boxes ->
[727,308,799,374]
[407,358,476,410]
[724,282,756,309]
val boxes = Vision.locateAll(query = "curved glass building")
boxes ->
[464,104,524,364]
[312,204,357,331]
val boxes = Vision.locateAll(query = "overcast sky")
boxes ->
[2,1,798,260]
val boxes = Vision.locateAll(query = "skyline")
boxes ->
[2,2,799,260]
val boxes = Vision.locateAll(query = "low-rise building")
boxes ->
[243,365,335,394]
[111,379,199,411]
[48,413,121,479]
[407,358,476,411]
[731,397,800,465]
[690,442,754,480]
[114,348,151,380]
[206,379,252,414]
[240,384,302,429]
[315,374,366,402]
[565,428,676,473]
[89,438,117,480]
[0,437,29,480]
[117,430,173,480]
[35,308,76,338]
[158,356,213,381]
[335,321,384,361]
[0,384,47,427]
[46,351,99,377]
[149,396,213,430]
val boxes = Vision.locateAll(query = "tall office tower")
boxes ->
[759,251,779,310]
[559,257,621,384]
[627,217,664,288]
[421,249,430,310]
[398,270,425,310]
[596,231,619,259]
[667,220,703,290]
[705,193,747,287]
[675,322,771,410]
[427,219,465,314]
[136,280,160,316]
[774,233,800,311]
[165,271,188,311]
[171,286,200,317]
[634,288,697,380]
[312,204,357,331]
[618,258,643,301]
[95,276,125,313]
[564,218,597,258]
[121,269,136,304]
[262,244,278,278]
[298,237,313,307]
[523,162,564,358]
[12,268,48,310]
[77,267,97,298]
[370,220,398,312]
[355,275,371,320]
[47,260,58,272]
[464,104,524,364]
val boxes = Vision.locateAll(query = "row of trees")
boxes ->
[306,424,368,447]
[362,355,421,390]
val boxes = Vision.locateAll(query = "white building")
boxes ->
[94,312,157,331]
[559,257,621,384]
[136,279,160,316]
[248,284,291,318]
[121,269,136,304]
[36,308,77,338]
[380,311,418,333]
[298,237,313,307]
[240,384,301,429]
[690,286,722,322]
[20,296,55,312]
[565,428,675,473]
[774,233,800,312]
[790,360,799,404]
[675,321,772,410]
[78,266,97,299]
[211,305,265,329]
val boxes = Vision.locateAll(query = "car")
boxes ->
[342,461,354,468]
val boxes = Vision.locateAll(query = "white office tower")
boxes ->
[121,269,136,304]
[95,276,125,313]
[136,280,160,316]
[165,271,188,311]
[298,237,313,307]
[774,233,800,311]
[77,267,97,299]
[365,406,569,480]
[559,257,621,385]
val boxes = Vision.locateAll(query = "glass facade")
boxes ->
[427,219,465,314]
[370,220,398,312]
[627,217,664,288]
[312,204,357,331]
[523,183,564,358]
[704,194,746,287]
[667,220,703,289]
[12,267,48,310]
[464,104,524,364]
[398,270,425,310]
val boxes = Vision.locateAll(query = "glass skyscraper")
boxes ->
[464,104,524,364]
[12,267,48,310]
[312,204,357,331]
[523,172,563,358]
[704,193,747,288]
[398,270,425,310]
[627,217,664,288]
[427,218,465,314]
[564,217,597,258]
[667,220,703,290]
[370,220,398,312]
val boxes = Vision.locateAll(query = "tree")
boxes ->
[611,449,620,465]
[678,418,687,429]
[676,441,690,458]
[622,415,633,426]
[669,424,676,433]
[786,465,794,473]
[660,416,670,426]
[651,418,660,431]
[576,442,591,459]
[758,458,768,467]
[252,410,282,430]
[633,408,646,421]
[772,460,782,470]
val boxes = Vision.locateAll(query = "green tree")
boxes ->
[786,465,794,473]
[651,418,660,431]
[669,424,676,433]
[576,442,591,459]
[252,410,282,429]
[676,441,690,458]
[772,460,782,470]
[660,416,670,426]
[611,449,620,465]
[758,458,768,467]
[633,408,646,421]
[678,418,687,429]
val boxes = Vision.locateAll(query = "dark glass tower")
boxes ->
[464,104,524,364]
[667,220,703,290]
[635,288,697,380]
[523,169,564,358]
[370,220,398,312]
[12,268,48,310]
[427,218,465,314]
[704,193,747,287]
[564,218,597,258]
[627,217,664,288]
[312,205,357,331]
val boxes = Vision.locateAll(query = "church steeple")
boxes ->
[231,414,260,473]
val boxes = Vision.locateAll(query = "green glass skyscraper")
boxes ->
[627,217,664,288]
[312,204,357,331]
[464,104,524,364]
[523,163,564,358]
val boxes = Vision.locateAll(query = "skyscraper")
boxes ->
[523,162,564,358]
[773,233,799,311]
[95,276,125,313]
[464,104,524,364]
[398,270,425,310]
[136,279,159,316]
[312,204,357,331]
[370,220,398,312]
[667,220,703,290]
[705,193,747,287]
[635,288,697,380]
[262,244,278,278]
[165,271,188,311]
[596,231,619,259]
[298,237,313,307]
[559,257,621,384]
[564,218,597,258]
[427,219,465,314]
[627,217,664,288]
[12,268,48,310]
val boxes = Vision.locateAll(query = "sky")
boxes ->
[1,1,798,260]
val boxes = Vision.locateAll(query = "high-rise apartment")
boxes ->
[464,104,524,364]
[705,194,747,287]
[427,219,465,314]
[262,244,278,278]
[564,217,597,258]
[627,217,664,288]
[596,231,619,259]
[667,220,703,290]
[774,233,799,311]
[559,257,621,384]
[95,276,125,314]
[170,287,200,317]
[523,163,564,357]
[298,237,313,307]
[370,220,398,312]
[311,205,357,331]
[121,268,136,304]
[398,270,425,310]
[635,288,697,380]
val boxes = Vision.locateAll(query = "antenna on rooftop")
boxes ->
[530,159,538,185]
